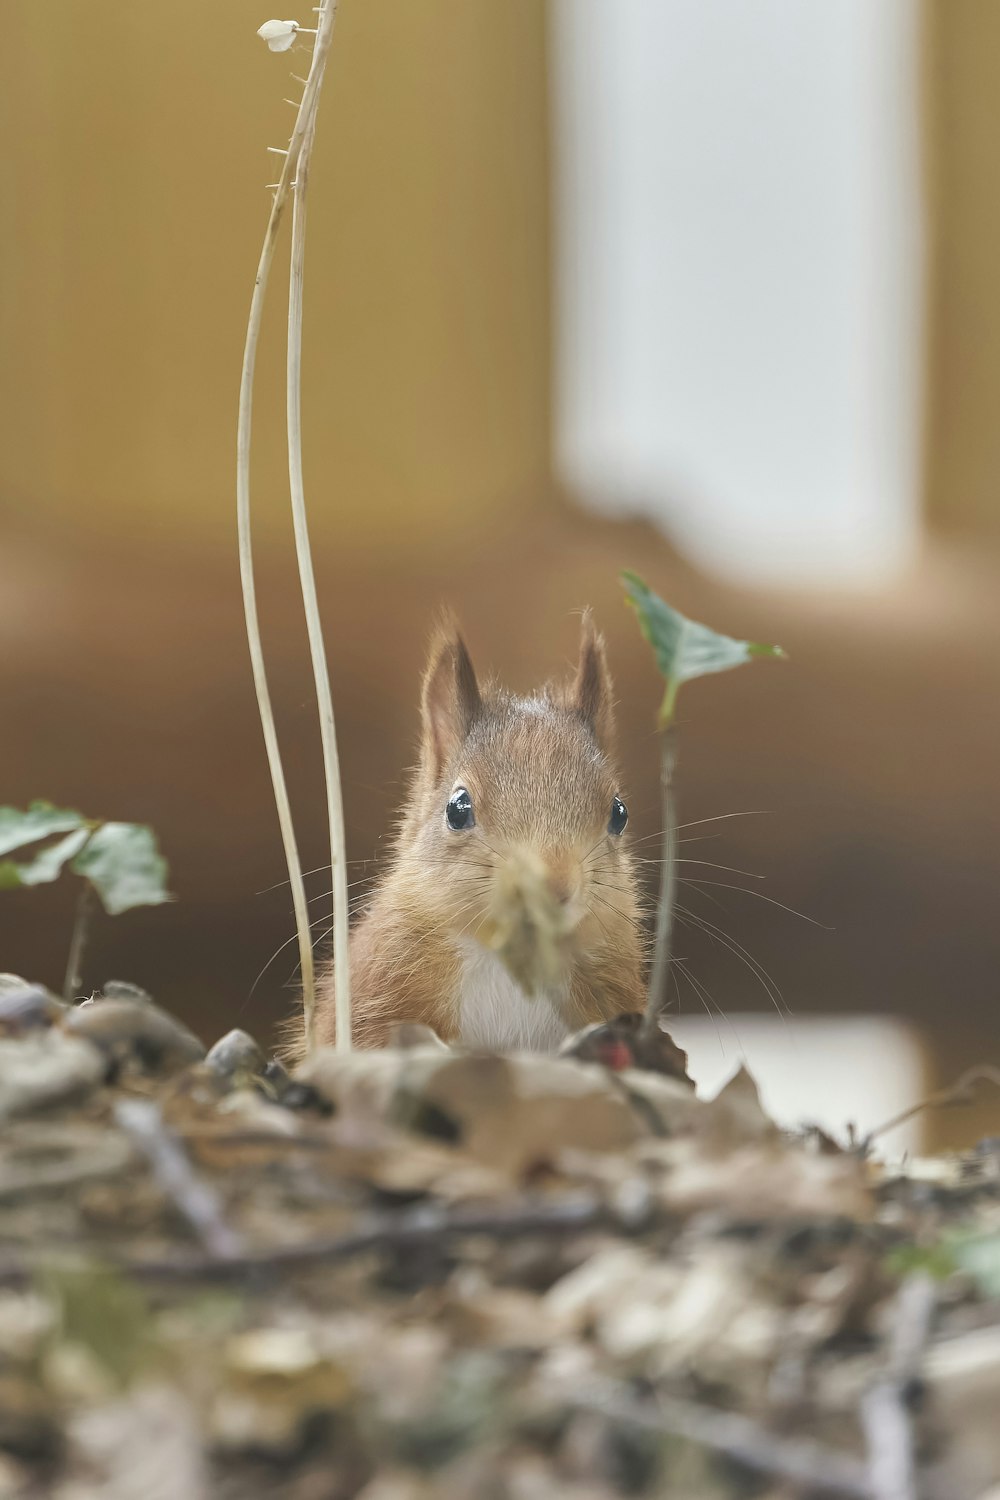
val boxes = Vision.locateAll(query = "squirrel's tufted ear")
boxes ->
[420,618,482,779]
[571,609,615,751]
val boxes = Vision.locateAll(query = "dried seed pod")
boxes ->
[256,18,299,52]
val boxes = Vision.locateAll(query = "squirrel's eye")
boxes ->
[446,787,475,831]
[608,796,628,836]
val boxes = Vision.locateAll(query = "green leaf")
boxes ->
[0,828,91,891]
[0,801,87,858]
[41,1262,156,1387]
[951,1231,1000,1299]
[622,570,785,726]
[71,822,172,916]
[884,1241,958,1283]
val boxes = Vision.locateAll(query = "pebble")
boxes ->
[0,1032,104,1122]
[98,980,156,1007]
[0,984,65,1037]
[205,1029,267,1079]
[63,999,205,1078]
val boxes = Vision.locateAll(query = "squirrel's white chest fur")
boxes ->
[456,938,570,1052]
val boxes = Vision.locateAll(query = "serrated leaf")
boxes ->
[0,828,91,891]
[622,571,785,725]
[0,801,87,858]
[71,822,172,916]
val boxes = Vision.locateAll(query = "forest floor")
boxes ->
[0,975,999,1500]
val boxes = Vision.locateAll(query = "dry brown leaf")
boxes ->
[297,1048,641,1176]
[650,1138,873,1221]
[416,1053,640,1174]
[699,1064,779,1146]
[212,1328,352,1455]
[54,1385,207,1500]
[441,1274,563,1349]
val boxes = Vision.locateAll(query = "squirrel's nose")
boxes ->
[544,855,578,907]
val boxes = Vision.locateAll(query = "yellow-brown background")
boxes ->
[2,2,999,1145]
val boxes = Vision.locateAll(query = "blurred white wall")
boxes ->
[671,1014,926,1156]
[550,0,924,587]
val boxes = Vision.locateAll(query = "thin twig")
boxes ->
[236,2,341,1044]
[860,1274,936,1500]
[114,1100,244,1261]
[0,1193,613,1287]
[861,1065,1000,1152]
[0,1129,132,1203]
[576,1383,873,1498]
[286,27,351,1052]
[644,723,678,1037]
[63,881,95,1001]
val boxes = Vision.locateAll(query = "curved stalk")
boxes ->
[644,723,678,1036]
[236,2,341,1048]
[287,102,352,1051]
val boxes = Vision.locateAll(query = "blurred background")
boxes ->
[2,0,999,1149]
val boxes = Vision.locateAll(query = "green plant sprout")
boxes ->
[0,801,171,1000]
[621,572,785,1036]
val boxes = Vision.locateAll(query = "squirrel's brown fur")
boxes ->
[311,612,646,1051]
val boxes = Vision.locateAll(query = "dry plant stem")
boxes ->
[288,106,352,1053]
[862,1064,1000,1151]
[0,1194,613,1287]
[236,0,341,1045]
[578,1385,872,1499]
[860,1274,935,1500]
[63,881,94,1000]
[644,723,678,1035]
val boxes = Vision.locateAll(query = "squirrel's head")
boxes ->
[400,612,640,986]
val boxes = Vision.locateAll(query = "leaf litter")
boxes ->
[0,974,998,1498]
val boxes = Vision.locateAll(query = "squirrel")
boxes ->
[312,612,646,1051]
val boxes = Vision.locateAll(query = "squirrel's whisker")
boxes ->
[674,810,771,832]
[672,957,733,1054]
[589,889,647,936]
[675,903,790,1021]
[679,879,832,929]
[634,857,765,880]
[628,828,729,849]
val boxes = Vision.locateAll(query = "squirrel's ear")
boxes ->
[571,609,615,751]
[421,620,481,779]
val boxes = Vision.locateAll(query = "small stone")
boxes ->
[0,984,65,1036]
[64,999,204,1078]
[0,1032,104,1122]
[205,1029,267,1079]
[99,979,156,1007]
